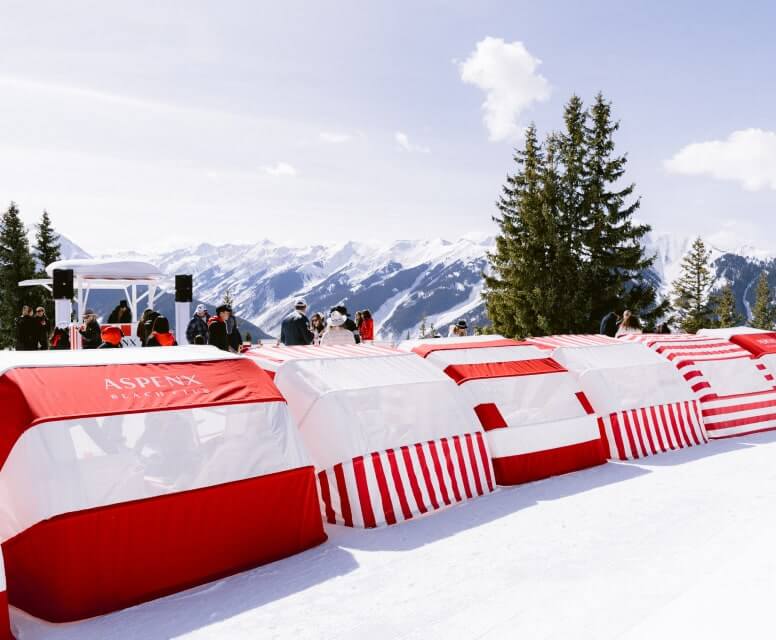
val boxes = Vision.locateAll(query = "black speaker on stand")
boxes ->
[174,274,193,344]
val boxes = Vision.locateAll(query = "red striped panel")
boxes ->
[411,338,528,358]
[443,358,566,384]
[318,435,494,527]
[0,591,7,640]
[575,391,596,415]
[317,470,336,524]
[599,401,707,460]
[333,464,353,527]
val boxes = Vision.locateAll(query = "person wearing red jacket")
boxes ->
[97,325,124,349]
[358,309,374,342]
[144,315,178,347]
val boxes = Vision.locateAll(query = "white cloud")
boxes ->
[665,128,776,191]
[395,131,430,153]
[319,131,352,143]
[459,37,551,142]
[262,162,297,177]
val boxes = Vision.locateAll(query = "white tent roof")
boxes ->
[397,336,547,366]
[697,326,770,339]
[45,258,164,280]
[551,342,695,415]
[248,345,482,471]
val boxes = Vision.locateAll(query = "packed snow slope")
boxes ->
[13,430,776,640]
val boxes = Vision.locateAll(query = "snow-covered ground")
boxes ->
[13,431,776,640]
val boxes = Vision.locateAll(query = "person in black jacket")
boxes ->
[108,299,132,323]
[280,298,314,346]
[79,309,102,349]
[208,311,230,351]
[15,306,38,351]
[599,311,619,338]
[33,307,50,350]
[145,315,178,347]
[186,304,209,344]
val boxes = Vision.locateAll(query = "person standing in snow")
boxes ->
[79,309,102,349]
[615,310,642,337]
[310,312,326,345]
[108,299,132,324]
[321,310,356,345]
[600,311,619,337]
[33,306,50,350]
[223,306,242,352]
[280,298,314,346]
[359,309,374,342]
[208,305,234,351]
[186,304,209,344]
[15,306,37,351]
[145,315,178,346]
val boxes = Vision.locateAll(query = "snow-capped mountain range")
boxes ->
[58,232,775,338]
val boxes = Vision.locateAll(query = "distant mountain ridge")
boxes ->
[59,232,773,338]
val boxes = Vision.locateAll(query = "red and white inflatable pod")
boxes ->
[526,337,708,460]
[0,347,325,639]
[625,333,776,438]
[245,344,495,528]
[398,336,606,485]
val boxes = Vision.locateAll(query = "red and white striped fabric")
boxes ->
[0,347,325,637]
[547,340,708,459]
[398,337,607,485]
[246,344,495,527]
[622,334,776,439]
[525,334,621,350]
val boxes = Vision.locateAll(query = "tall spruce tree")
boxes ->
[712,283,742,328]
[557,95,590,331]
[33,210,62,317]
[582,93,662,328]
[34,210,61,272]
[671,237,714,333]
[484,124,562,337]
[750,272,774,330]
[0,202,36,347]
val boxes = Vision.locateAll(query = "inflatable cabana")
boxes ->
[526,337,707,460]
[245,344,495,528]
[625,333,776,438]
[398,336,606,485]
[0,347,325,639]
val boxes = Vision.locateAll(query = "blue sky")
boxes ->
[1,1,775,253]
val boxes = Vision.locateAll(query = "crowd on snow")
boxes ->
[13,295,477,352]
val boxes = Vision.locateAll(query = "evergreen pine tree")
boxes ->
[671,237,714,333]
[223,287,234,307]
[712,284,742,328]
[33,210,62,317]
[0,202,37,347]
[34,210,61,272]
[750,272,774,330]
[582,93,663,328]
[483,124,563,337]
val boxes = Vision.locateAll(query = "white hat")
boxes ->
[294,297,307,308]
[195,304,207,314]
[329,310,346,327]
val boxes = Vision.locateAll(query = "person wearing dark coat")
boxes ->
[108,299,132,324]
[15,306,38,351]
[79,309,102,349]
[137,308,157,345]
[599,311,619,338]
[145,315,177,347]
[225,310,242,352]
[280,299,314,346]
[33,307,50,350]
[186,304,209,344]
[208,313,230,351]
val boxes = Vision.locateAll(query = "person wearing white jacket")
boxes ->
[320,310,356,346]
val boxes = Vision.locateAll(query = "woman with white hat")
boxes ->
[320,310,356,346]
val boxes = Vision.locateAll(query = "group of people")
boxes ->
[185,303,243,352]
[279,299,374,346]
[14,305,51,350]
